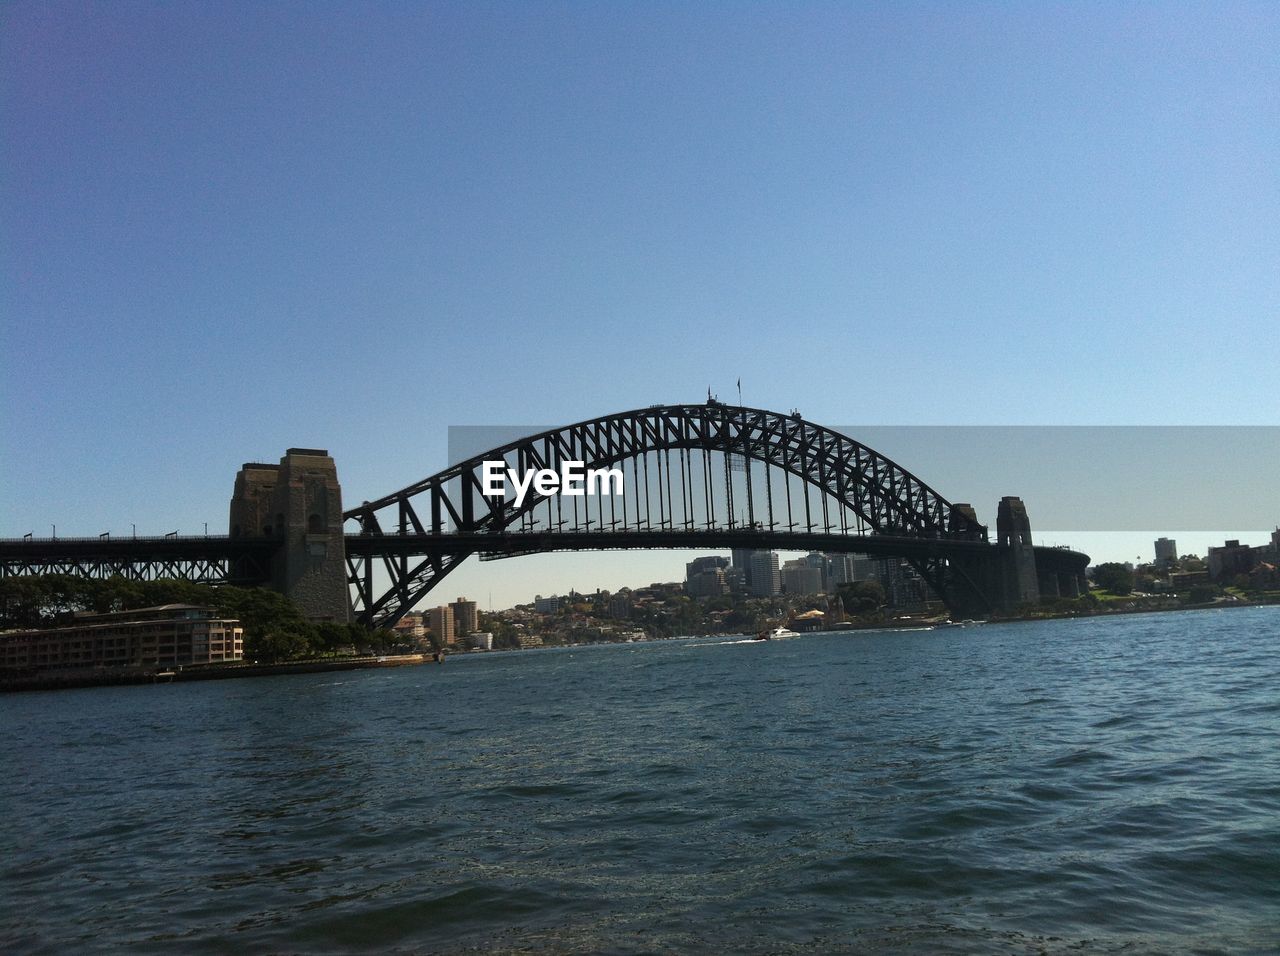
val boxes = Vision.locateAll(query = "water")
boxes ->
[3,608,1278,954]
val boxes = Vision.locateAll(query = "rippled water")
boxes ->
[4,607,1279,953]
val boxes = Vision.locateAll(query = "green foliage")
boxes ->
[838,581,885,615]
[1092,563,1134,596]
[1184,584,1219,605]
[249,628,314,663]
[723,606,761,631]
[0,575,53,629]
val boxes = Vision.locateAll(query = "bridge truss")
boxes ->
[344,402,990,628]
[0,536,276,585]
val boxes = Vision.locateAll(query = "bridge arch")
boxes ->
[343,402,990,628]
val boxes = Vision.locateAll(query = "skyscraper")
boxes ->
[428,605,455,646]
[450,597,479,637]
[748,551,780,597]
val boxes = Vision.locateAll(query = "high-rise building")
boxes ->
[428,605,455,646]
[827,552,875,587]
[1154,538,1178,566]
[686,556,729,597]
[748,551,780,597]
[782,561,823,595]
[686,555,729,577]
[450,597,479,637]
[731,548,754,588]
[687,568,728,598]
[803,552,830,590]
[875,558,930,610]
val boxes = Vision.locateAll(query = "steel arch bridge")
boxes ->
[0,400,1090,627]
[343,401,1012,628]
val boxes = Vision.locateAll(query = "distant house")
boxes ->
[1249,562,1279,590]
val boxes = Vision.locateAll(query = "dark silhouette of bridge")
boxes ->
[1,401,1089,627]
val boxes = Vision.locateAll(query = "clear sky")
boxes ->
[3,3,1277,608]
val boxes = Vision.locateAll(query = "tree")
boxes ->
[250,627,314,663]
[0,576,51,629]
[92,575,146,614]
[1184,584,1219,605]
[214,586,321,661]
[1092,563,1134,596]
[838,581,885,615]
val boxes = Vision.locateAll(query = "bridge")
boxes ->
[1,401,1089,627]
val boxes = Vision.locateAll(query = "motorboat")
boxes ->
[757,625,798,640]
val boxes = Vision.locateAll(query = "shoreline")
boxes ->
[0,653,428,694]
[6,599,1277,692]
[986,594,1280,626]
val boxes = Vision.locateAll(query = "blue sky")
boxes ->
[2,3,1277,607]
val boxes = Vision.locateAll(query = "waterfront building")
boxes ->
[0,604,243,673]
[450,597,479,637]
[1154,537,1178,566]
[428,605,456,646]
[466,632,494,651]
[790,608,827,632]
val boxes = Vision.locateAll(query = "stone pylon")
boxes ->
[229,448,350,622]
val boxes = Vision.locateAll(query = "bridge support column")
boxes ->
[997,497,1040,608]
[229,449,350,623]
[1037,567,1062,600]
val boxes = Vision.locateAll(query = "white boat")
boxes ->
[766,625,799,639]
